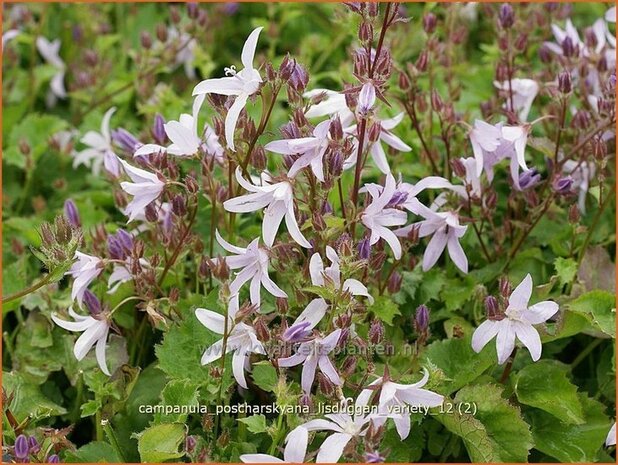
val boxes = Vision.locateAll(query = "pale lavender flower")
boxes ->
[396,202,468,273]
[73,107,118,176]
[494,78,539,121]
[195,295,265,389]
[35,36,66,103]
[240,426,308,463]
[606,7,616,23]
[2,29,19,48]
[606,422,616,447]
[264,120,331,182]
[223,168,311,248]
[107,258,149,294]
[472,274,559,364]
[309,246,373,303]
[216,231,287,306]
[562,159,595,213]
[51,307,111,375]
[168,27,197,79]
[202,125,225,163]
[66,252,104,306]
[344,113,412,174]
[193,27,263,151]
[300,391,379,463]
[361,173,408,260]
[357,82,376,115]
[118,159,165,222]
[303,88,355,126]
[468,119,529,189]
[278,328,342,393]
[363,369,444,440]
[134,96,204,157]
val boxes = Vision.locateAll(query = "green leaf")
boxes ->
[514,360,584,424]
[134,423,186,463]
[8,113,68,163]
[418,268,446,303]
[528,393,611,462]
[2,371,67,421]
[554,257,578,285]
[455,383,533,462]
[568,290,616,338]
[64,442,122,463]
[237,414,268,434]
[251,362,278,392]
[153,380,200,424]
[422,336,494,395]
[370,295,401,325]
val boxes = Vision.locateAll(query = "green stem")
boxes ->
[570,338,603,369]
[2,274,53,304]
[102,419,126,462]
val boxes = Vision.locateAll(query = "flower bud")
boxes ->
[359,22,374,43]
[64,199,81,228]
[27,436,40,454]
[19,139,30,155]
[451,158,466,178]
[185,435,197,454]
[368,121,382,143]
[365,451,386,463]
[357,238,372,260]
[415,50,429,73]
[430,89,443,112]
[300,392,313,408]
[498,3,514,29]
[254,317,270,342]
[518,168,541,190]
[289,63,309,92]
[14,435,29,460]
[156,24,168,42]
[514,33,528,51]
[485,295,504,320]
[47,455,60,463]
[558,71,572,94]
[112,128,141,153]
[140,31,152,49]
[423,13,437,34]
[172,195,187,216]
[387,271,402,294]
[561,36,576,57]
[317,372,335,396]
[367,2,378,17]
[538,44,553,63]
[552,176,573,194]
[152,114,167,145]
[341,356,357,376]
[369,319,384,344]
[279,54,296,81]
[398,72,411,91]
[170,6,181,23]
[187,2,199,18]
[83,290,102,316]
[498,276,511,298]
[369,251,386,270]
[185,175,200,194]
[414,305,430,334]
[357,82,376,116]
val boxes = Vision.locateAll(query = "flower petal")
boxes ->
[471,320,501,353]
[508,273,533,311]
[513,321,542,362]
[241,27,263,70]
[523,301,559,324]
[225,93,249,151]
[316,433,353,463]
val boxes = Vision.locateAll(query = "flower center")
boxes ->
[224,65,237,76]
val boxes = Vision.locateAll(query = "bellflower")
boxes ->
[240,426,308,463]
[278,328,342,393]
[562,159,595,213]
[35,36,67,102]
[202,125,225,163]
[2,29,19,48]
[51,308,111,375]
[607,7,616,24]
[362,369,444,440]
[134,96,205,157]
[468,119,529,189]
[66,252,104,307]
[168,27,197,79]
[196,295,265,389]
[118,159,166,222]
[543,19,584,56]
[107,258,149,294]
[73,107,118,176]
[303,88,355,126]
[396,202,469,273]
[223,168,311,248]
[471,274,559,364]
[344,113,412,174]
[193,27,263,151]
[494,78,539,122]
[264,120,331,182]
[360,173,408,260]
[300,391,379,463]
[216,232,287,306]
[309,246,373,304]
[357,82,376,115]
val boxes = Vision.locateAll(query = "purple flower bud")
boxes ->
[387,271,402,294]
[28,436,40,454]
[386,190,408,208]
[47,455,60,463]
[83,290,102,315]
[423,13,437,34]
[538,44,553,63]
[415,50,429,73]
[112,128,141,154]
[289,63,309,93]
[64,199,81,228]
[498,3,515,29]
[14,435,29,460]
[282,321,312,343]
[153,114,167,145]
[369,319,384,344]
[300,392,313,408]
[414,305,430,333]
[187,2,199,19]
[280,121,302,140]
[609,73,616,90]
[357,238,372,260]
[552,176,573,194]
[357,82,376,115]
[222,2,239,15]
[279,54,296,81]
[321,201,333,215]
[185,435,197,453]
[116,229,134,252]
[558,71,572,94]
[561,37,576,57]
[365,451,386,463]
[329,117,344,141]
[103,151,121,178]
[485,296,504,321]
[518,169,541,190]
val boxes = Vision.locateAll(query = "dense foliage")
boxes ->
[2,2,616,463]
